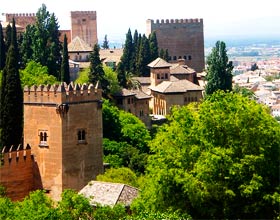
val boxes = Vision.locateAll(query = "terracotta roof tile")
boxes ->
[149,80,202,93]
[148,57,172,68]
[68,36,92,52]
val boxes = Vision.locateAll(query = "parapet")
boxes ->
[24,82,102,105]
[6,13,36,18]
[147,18,203,25]
[1,144,33,166]
[71,11,96,16]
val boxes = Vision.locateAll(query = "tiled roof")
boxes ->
[149,80,203,93]
[131,89,152,99]
[79,181,139,207]
[132,77,151,85]
[113,88,136,97]
[68,36,92,52]
[170,64,196,74]
[100,49,123,64]
[148,57,172,68]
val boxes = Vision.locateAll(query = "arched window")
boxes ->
[77,129,86,144]
[39,130,48,147]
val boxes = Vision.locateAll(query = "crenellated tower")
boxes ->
[5,13,36,30]
[146,18,205,73]
[71,11,97,47]
[23,82,103,200]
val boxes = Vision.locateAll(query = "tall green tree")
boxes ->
[134,91,280,219]
[102,34,109,49]
[5,24,12,53]
[205,41,233,95]
[31,4,61,78]
[0,44,23,147]
[149,31,159,61]
[117,28,133,87]
[60,34,70,84]
[136,34,150,76]
[20,25,35,66]
[0,22,5,70]
[89,44,109,95]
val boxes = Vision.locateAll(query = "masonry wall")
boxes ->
[5,13,36,30]
[71,11,98,47]
[23,83,104,200]
[0,145,39,201]
[146,19,205,73]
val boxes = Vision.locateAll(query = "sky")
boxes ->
[1,0,280,44]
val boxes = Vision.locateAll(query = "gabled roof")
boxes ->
[68,36,92,52]
[113,88,136,97]
[113,88,152,99]
[170,64,196,74]
[148,57,172,68]
[131,89,152,99]
[149,80,203,93]
[79,181,139,207]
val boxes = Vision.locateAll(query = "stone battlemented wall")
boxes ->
[0,145,40,201]
[5,13,36,30]
[71,11,97,47]
[24,82,104,201]
[146,18,205,73]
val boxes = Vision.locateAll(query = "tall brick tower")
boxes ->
[71,11,97,47]
[146,19,205,73]
[5,13,36,30]
[23,83,103,200]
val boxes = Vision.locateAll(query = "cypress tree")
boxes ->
[0,44,23,147]
[205,41,233,95]
[20,25,34,67]
[0,22,5,70]
[11,18,20,67]
[149,31,159,61]
[5,24,12,53]
[136,34,151,77]
[60,34,70,84]
[89,44,109,96]
[102,35,109,49]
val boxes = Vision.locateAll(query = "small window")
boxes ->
[128,98,131,104]
[184,55,187,60]
[188,55,192,60]
[157,74,160,79]
[39,130,48,147]
[165,73,168,79]
[82,18,86,22]
[77,129,86,144]
[173,56,177,61]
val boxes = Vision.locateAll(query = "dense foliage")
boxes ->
[20,4,62,77]
[117,29,159,86]
[102,100,151,174]
[205,41,233,95]
[133,91,280,219]
[0,23,5,70]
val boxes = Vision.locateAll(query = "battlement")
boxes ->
[148,18,203,25]
[1,144,33,167]
[24,82,102,105]
[71,11,96,15]
[5,13,36,17]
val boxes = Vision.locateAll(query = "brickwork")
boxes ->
[23,83,103,200]
[5,13,36,30]
[146,19,205,72]
[71,11,98,47]
[0,145,39,201]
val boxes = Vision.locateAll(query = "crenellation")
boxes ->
[150,18,203,25]
[24,82,102,105]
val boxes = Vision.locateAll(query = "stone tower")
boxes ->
[146,18,205,73]
[23,83,103,200]
[5,13,36,30]
[71,11,97,47]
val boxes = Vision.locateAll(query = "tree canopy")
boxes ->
[133,91,280,219]
[205,41,233,95]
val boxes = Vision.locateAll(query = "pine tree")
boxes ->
[205,41,233,95]
[89,44,109,95]
[0,44,23,147]
[0,22,5,70]
[60,34,70,84]
[149,31,159,61]
[102,35,109,49]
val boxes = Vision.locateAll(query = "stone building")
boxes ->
[146,18,205,73]
[22,82,103,201]
[148,58,203,116]
[71,11,98,47]
[5,13,36,30]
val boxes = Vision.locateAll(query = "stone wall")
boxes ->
[146,18,205,73]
